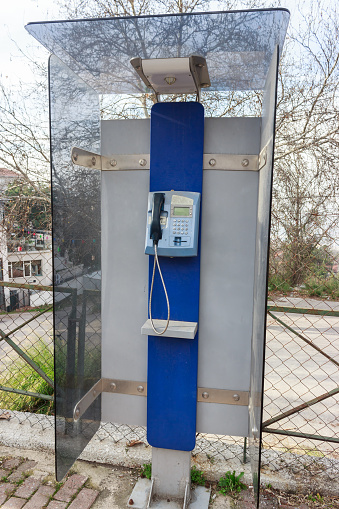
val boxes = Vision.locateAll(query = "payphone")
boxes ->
[145,191,201,257]
[146,191,201,335]
[26,8,290,509]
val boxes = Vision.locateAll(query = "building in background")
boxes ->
[0,168,53,310]
[0,168,19,310]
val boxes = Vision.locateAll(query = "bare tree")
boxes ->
[270,0,339,288]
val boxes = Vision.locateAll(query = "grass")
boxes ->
[141,463,152,480]
[140,464,207,486]
[0,304,52,315]
[190,466,206,486]
[0,339,54,414]
[218,471,246,495]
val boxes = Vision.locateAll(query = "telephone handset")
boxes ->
[145,191,201,335]
[150,193,165,245]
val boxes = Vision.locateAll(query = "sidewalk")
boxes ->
[0,445,326,509]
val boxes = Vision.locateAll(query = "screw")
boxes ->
[73,152,78,162]
[241,158,249,167]
[75,408,80,417]
[209,158,216,167]
[129,499,134,505]
[110,383,117,391]
[139,158,147,167]
[110,159,117,167]
[93,390,97,397]
[137,385,144,393]
[233,394,240,402]
[202,392,209,399]
[91,156,96,166]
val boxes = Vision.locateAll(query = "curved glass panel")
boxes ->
[27,9,289,94]
[49,55,101,481]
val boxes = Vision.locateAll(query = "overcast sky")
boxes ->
[0,0,61,85]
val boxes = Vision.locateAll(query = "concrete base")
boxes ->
[128,479,210,509]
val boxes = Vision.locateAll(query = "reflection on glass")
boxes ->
[27,10,289,95]
[50,55,101,480]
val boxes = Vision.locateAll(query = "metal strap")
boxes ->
[71,147,259,172]
[73,378,249,421]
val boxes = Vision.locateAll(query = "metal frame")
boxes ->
[73,378,250,421]
[71,147,260,172]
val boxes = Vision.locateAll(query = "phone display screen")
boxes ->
[173,207,190,216]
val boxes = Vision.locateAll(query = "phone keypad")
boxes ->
[172,219,189,234]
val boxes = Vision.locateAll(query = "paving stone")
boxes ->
[0,484,16,505]
[1,497,26,508]
[22,485,55,509]
[54,474,88,502]
[46,501,68,509]
[68,488,99,509]
[0,468,8,479]
[7,461,36,482]
[2,459,22,470]
[15,476,41,499]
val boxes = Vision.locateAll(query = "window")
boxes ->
[8,260,42,278]
[24,262,31,277]
[12,262,24,278]
[31,260,42,276]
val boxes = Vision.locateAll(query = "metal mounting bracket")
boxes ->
[258,138,273,170]
[73,378,249,421]
[71,147,259,172]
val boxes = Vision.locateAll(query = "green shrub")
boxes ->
[191,465,206,486]
[141,463,152,479]
[304,276,339,300]
[218,471,246,495]
[268,274,292,294]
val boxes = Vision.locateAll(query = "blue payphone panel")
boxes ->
[145,191,200,257]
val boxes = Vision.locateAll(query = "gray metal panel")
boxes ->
[102,393,147,425]
[204,118,261,154]
[101,119,150,155]
[101,119,150,385]
[198,170,258,392]
[101,169,149,380]
[249,46,279,501]
[102,397,249,437]
[101,117,261,437]
[197,403,248,436]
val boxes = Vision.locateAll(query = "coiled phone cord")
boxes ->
[149,243,170,335]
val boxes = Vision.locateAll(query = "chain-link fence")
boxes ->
[0,189,338,496]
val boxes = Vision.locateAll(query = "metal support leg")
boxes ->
[152,448,191,500]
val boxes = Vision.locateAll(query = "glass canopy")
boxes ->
[26,9,289,94]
